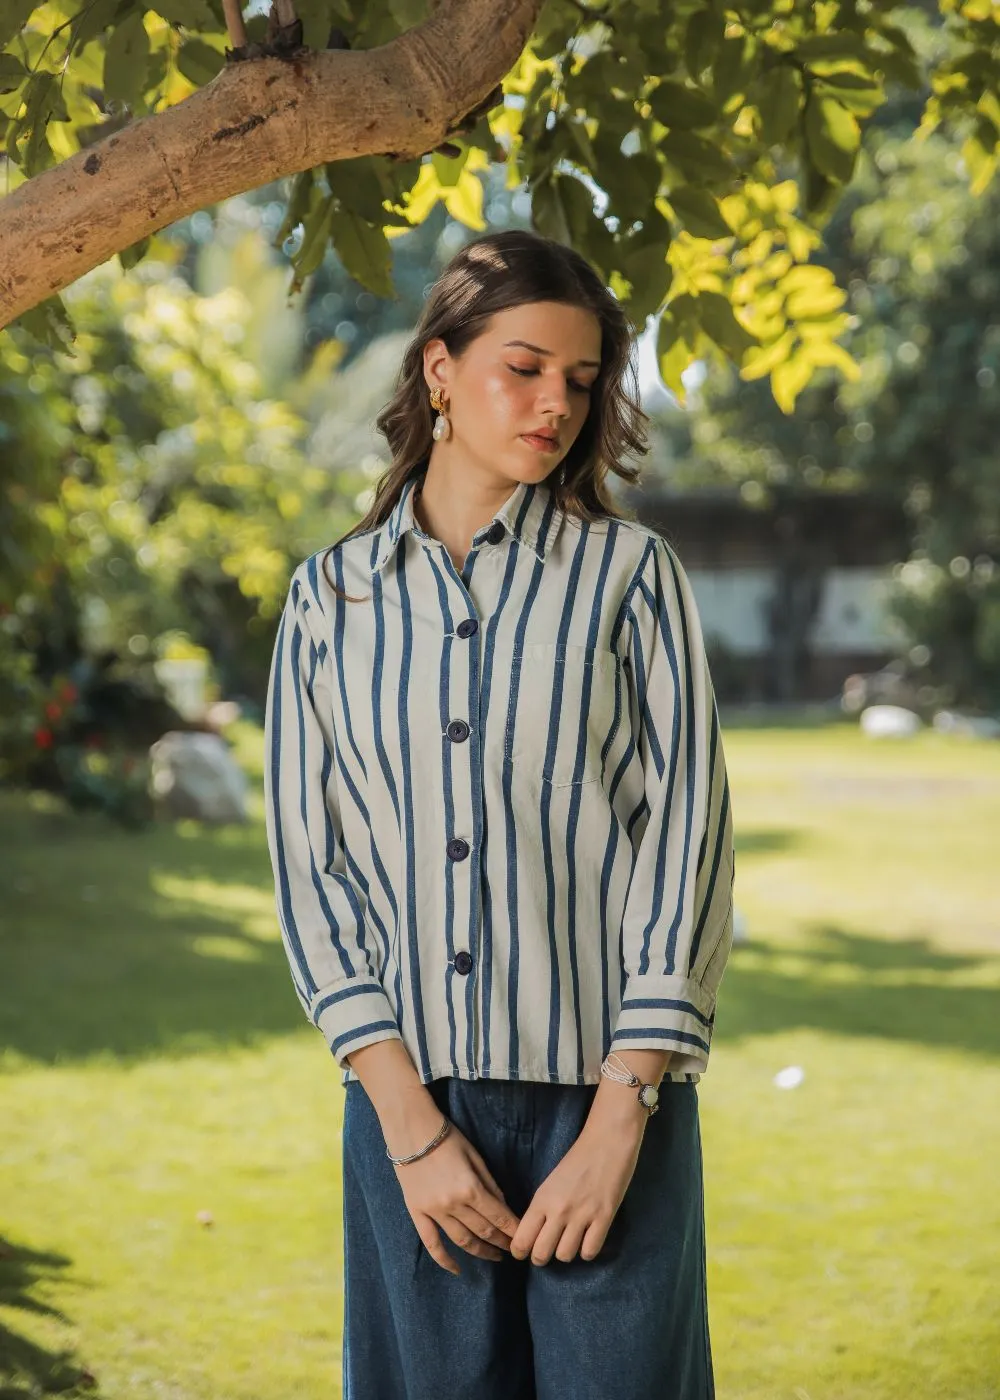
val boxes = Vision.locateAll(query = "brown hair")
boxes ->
[320,228,649,601]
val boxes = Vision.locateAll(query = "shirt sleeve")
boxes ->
[263,565,403,1070]
[609,535,735,1077]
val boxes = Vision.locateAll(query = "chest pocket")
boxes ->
[504,642,624,787]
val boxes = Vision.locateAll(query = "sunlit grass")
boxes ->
[1,718,998,1398]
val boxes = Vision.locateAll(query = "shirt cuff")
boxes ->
[309,978,403,1070]
[609,973,716,1077]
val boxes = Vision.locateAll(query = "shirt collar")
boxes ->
[367,470,560,577]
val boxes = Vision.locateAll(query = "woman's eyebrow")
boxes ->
[502,339,601,368]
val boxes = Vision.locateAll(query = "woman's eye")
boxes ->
[508,364,592,394]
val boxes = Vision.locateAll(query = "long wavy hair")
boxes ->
[320,228,650,601]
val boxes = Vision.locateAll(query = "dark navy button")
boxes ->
[447,719,470,742]
[484,521,505,545]
[446,837,470,861]
[454,951,473,975]
[456,618,478,639]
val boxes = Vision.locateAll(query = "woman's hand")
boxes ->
[391,1116,522,1277]
[509,1113,646,1265]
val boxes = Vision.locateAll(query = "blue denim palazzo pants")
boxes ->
[341,1074,715,1400]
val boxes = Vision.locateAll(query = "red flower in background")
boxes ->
[59,681,78,703]
[34,727,54,749]
[44,701,63,721]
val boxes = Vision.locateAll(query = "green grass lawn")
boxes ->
[2,718,998,1399]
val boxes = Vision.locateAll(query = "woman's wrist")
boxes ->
[584,1078,651,1139]
[583,1047,673,1136]
[345,1040,443,1150]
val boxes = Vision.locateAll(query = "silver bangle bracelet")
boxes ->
[385,1114,451,1166]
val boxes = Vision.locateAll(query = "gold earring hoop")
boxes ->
[429,386,451,442]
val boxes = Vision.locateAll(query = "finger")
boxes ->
[554,1218,588,1264]
[440,1211,504,1262]
[580,1216,609,1262]
[468,1172,522,1240]
[413,1211,461,1276]
[509,1207,545,1261]
[528,1215,565,1267]
[468,1152,508,1205]
[466,1150,521,1226]
[452,1203,512,1254]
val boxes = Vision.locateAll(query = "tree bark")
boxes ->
[0,0,542,329]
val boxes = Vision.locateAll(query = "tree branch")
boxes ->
[0,0,543,328]
[221,0,248,49]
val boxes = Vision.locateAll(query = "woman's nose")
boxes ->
[537,377,572,418]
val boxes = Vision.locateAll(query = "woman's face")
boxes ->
[423,300,603,485]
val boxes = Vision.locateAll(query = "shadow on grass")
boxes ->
[716,923,1000,1061]
[0,1235,102,1398]
[0,789,302,1065]
[2,788,998,1069]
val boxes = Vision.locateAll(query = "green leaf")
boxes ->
[327,155,391,220]
[103,11,151,111]
[12,292,76,352]
[784,281,847,320]
[532,172,597,250]
[757,65,801,145]
[740,329,795,381]
[176,38,225,86]
[648,80,717,131]
[0,0,39,51]
[657,312,694,398]
[73,0,128,51]
[0,56,28,92]
[795,34,869,64]
[274,168,314,249]
[294,192,335,284]
[147,0,215,26]
[296,0,339,49]
[620,240,673,324]
[962,123,999,197]
[712,34,747,107]
[591,135,662,222]
[16,72,69,176]
[564,119,597,171]
[697,290,757,357]
[532,175,571,245]
[532,172,616,277]
[812,67,884,117]
[388,0,427,27]
[330,207,395,298]
[119,235,151,271]
[461,111,504,165]
[771,352,813,413]
[660,130,734,185]
[804,95,860,184]
[431,145,471,188]
[870,48,921,90]
[684,9,722,82]
[667,184,732,239]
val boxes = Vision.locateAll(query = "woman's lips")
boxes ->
[520,433,560,453]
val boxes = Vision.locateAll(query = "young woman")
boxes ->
[263,229,735,1399]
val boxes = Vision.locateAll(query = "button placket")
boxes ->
[447,613,479,1044]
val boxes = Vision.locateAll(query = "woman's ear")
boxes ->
[422,337,451,394]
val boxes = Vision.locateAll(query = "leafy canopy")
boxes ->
[1,0,999,409]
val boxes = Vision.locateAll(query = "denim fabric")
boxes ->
[341,1075,714,1400]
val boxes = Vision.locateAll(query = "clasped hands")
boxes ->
[393,1101,647,1275]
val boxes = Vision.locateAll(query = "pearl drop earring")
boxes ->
[429,386,451,442]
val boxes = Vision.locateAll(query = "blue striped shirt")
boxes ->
[263,472,734,1088]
